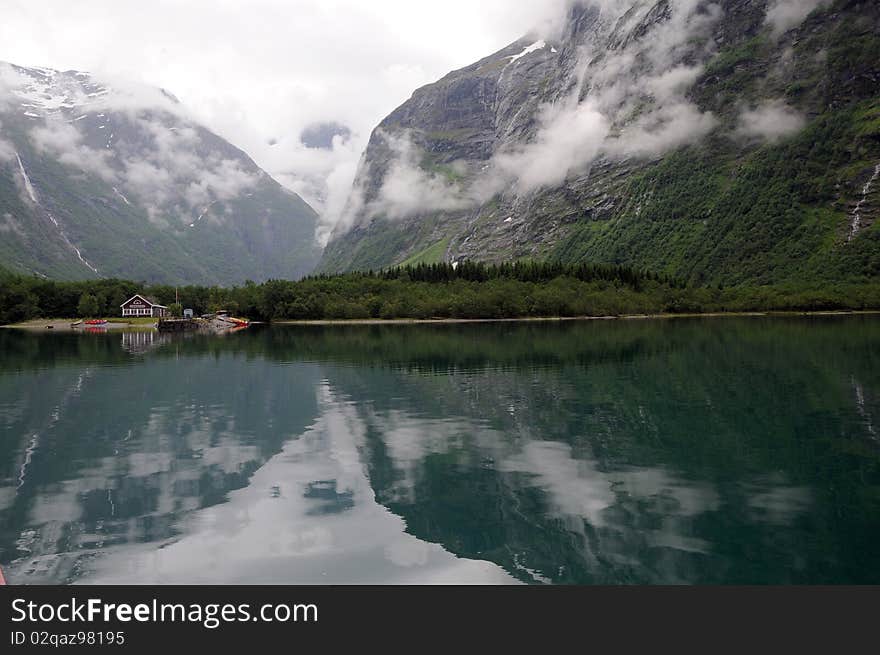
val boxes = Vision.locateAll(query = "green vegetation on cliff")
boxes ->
[552,98,880,285]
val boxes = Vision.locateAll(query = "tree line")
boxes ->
[0,261,878,325]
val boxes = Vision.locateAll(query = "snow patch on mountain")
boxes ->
[3,62,261,229]
[112,186,131,206]
[508,40,547,64]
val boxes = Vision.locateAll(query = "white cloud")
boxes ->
[494,100,610,192]
[317,0,725,235]
[765,0,831,38]
[736,100,806,143]
[30,121,117,182]
[646,65,705,102]
[0,0,574,236]
[0,121,14,162]
[0,67,20,112]
[367,130,471,220]
[27,101,260,227]
[365,0,719,210]
[0,212,24,237]
[609,102,717,157]
[491,1,718,193]
[183,158,258,206]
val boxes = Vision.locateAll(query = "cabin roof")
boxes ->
[120,294,168,309]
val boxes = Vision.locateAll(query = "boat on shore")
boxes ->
[84,319,109,326]
[70,320,83,328]
[217,310,250,327]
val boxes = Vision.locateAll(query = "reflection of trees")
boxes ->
[0,316,878,584]
[316,318,880,584]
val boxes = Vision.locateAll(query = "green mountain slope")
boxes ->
[0,64,321,285]
[552,99,880,285]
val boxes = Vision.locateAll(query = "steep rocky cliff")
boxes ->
[321,0,880,286]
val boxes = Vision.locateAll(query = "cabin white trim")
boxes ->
[120,294,170,318]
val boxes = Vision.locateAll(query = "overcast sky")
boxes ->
[0,0,568,222]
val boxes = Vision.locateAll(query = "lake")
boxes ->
[1,316,879,585]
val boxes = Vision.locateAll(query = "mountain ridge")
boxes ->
[0,62,322,285]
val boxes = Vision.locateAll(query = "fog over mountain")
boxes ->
[0,63,320,284]
[0,0,572,245]
[320,0,880,287]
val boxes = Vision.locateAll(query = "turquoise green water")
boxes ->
[1,317,879,584]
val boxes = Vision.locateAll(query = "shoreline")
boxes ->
[4,310,879,331]
[1,319,157,332]
[272,309,880,326]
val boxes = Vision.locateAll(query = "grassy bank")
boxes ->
[3,316,161,329]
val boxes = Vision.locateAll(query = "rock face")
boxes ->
[321,0,880,285]
[0,64,321,285]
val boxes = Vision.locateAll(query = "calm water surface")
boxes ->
[1,317,879,585]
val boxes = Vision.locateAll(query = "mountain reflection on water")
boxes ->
[0,317,878,584]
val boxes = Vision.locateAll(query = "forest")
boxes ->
[1,261,879,325]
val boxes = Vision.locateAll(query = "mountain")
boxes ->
[320,0,880,286]
[0,63,321,285]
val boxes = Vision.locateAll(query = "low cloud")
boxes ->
[0,121,14,162]
[0,140,13,162]
[735,100,806,143]
[494,100,610,192]
[4,0,819,244]
[764,0,831,38]
[314,152,362,245]
[494,2,718,192]
[30,121,117,182]
[28,103,259,228]
[645,65,705,103]
[0,211,24,236]
[368,130,472,220]
[119,115,260,224]
[0,65,24,112]
[277,133,367,245]
[185,158,257,206]
[609,101,717,157]
[90,75,187,121]
[348,0,721,220]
